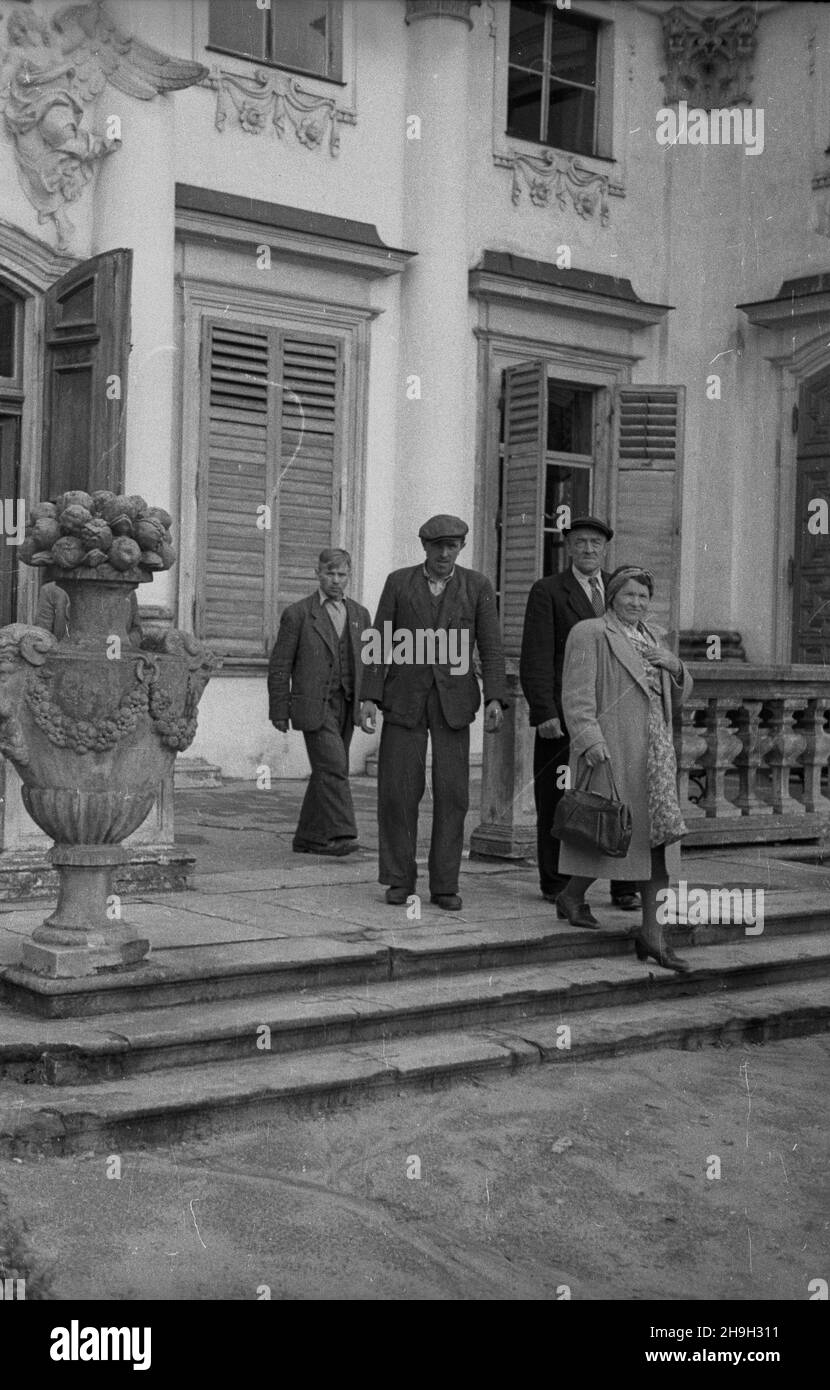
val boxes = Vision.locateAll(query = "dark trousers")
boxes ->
[533,729,629,900]
[377,685,470,896]
[295,691,357,847]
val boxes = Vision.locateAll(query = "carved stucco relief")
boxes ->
[0,1,207,249]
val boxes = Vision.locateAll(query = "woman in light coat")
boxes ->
[556,565,693,972]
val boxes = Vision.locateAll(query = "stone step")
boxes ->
[1,932,828,1087]
[1,974,827,1155]
[3,897,829,1019]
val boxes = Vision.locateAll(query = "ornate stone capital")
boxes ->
[660,3,758,109]
[0,3,207,248]
[202,66,345,156]
[405,1,481,27]
[504,149,610,226]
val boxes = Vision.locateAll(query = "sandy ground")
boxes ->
[1,1033,827,1302]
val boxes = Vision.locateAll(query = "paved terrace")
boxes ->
[1,776,828,967]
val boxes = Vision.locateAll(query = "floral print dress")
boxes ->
[619,620,687,847]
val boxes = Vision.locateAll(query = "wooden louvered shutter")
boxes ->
[199,323,342,657]
[42,249,132,498]
[201,321,276,657]
[275,333,341,612]
[613,386,684,633]
[500,361,546,654]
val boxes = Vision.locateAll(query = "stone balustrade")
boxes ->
[469,661,830,860]
[676,665,830,846]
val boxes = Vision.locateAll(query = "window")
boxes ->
[496,372,594,615]
[542,382,593,574]
[199,319,343,658]
[209,0,343,81]
[0,285,24,628]
[507,2,600,156]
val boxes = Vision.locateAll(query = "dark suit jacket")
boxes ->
[519,567,610,728]
[361,564,508,730]
[267,592,372,732]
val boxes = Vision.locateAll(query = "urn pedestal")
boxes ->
[0,569,217,983]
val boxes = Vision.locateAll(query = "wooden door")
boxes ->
[792,367,830,662]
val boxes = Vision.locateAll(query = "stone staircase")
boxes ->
[1,902,829,1155]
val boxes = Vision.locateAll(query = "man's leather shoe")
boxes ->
[555,892,600,929]
[612,891,641,911]
[430,894,462,911]
[294,840,354,857]
[385,887,410,905]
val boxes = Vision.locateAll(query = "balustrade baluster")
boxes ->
[762,698,807,814]
[696,698,742,818]
[796,698,830,813]
[732,699,771,815]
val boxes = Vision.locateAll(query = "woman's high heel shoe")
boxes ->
[555,892,600,930]
[632,933,691,974]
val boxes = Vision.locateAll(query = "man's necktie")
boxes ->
[589,576,605,617]
[325,599,346,637]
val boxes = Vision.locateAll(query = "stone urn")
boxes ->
[0,493,218,979]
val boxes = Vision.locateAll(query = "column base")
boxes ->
[469,822,536,860]
[20,934,151,980]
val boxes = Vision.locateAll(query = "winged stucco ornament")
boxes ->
[0,1,207,248]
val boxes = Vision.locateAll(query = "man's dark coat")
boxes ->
[361,564,508,723]
[268,592,372,732]
[519,567,611,727]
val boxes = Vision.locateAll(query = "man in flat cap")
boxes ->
[268,548,372,856]
[519,516,640,922]
[361,515,508,910]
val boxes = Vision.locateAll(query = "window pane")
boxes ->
[549,12,598,87]
[509,1,546,71]
[507,67,543,142]
[209,0,267,60]
[548,83,595,155]
[543,464,591,577]
[272,0,331,76]
[0,294,17,378]
[547,383,593,453]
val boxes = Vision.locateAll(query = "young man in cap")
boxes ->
[268,548,372,856]
[361,515,508,910]
[519,516,640,923]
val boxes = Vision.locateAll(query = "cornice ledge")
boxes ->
[738,277,830,328]
[175,206,414,280]
[0,218,78,291]
[469,264,672,330]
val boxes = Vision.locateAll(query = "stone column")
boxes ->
[398,1,478,538]
[91,0,181,855]
[91,0,178,618]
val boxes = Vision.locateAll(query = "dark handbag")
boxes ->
[552,759,633,858]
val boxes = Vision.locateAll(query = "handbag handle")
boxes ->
[575,756,623,804]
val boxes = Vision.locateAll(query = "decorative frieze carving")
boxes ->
[202,66,347,156]
[503,149,610,225]
[0,2,207,249]
[405,1,480,27]
[660,4,758,110]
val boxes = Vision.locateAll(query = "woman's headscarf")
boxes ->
[605,565,654,608]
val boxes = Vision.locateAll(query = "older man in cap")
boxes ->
[361,515,508,910]
[519,515,640,923]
